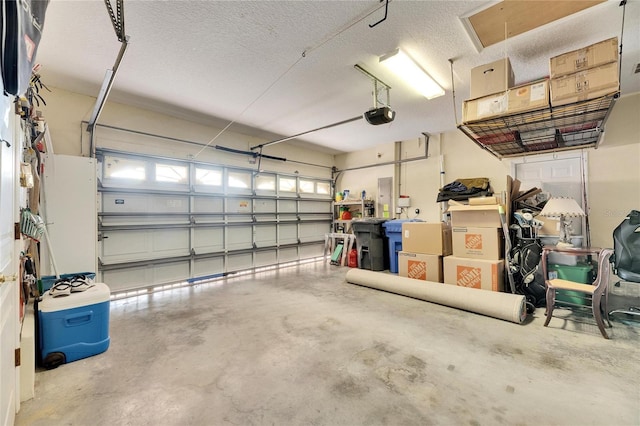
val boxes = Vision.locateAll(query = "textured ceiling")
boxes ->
[36,0,640,154]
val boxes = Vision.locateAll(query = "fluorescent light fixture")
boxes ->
[380,49,445,99]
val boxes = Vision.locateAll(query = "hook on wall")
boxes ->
[1,139,10,148]
[369,0,390,28]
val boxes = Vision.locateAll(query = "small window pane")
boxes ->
[279,177,296,192]
[196,168,222,186]
[299,180,314,193]
[104,156,146,180]
[228,171,250,189]
[256,175,275,191]
[156,164,188,183]
[317,182,330,195]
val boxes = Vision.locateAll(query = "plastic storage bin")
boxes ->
[547,262,594,306]
[352,219,388,271]
[38,283,111,369]
[382,219,423,273]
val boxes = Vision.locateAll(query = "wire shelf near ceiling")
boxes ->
[458,92,619,159]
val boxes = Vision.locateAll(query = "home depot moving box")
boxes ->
[470,57,515,99]
[448,204,503,228]
[550,61,619,106]
[398,252,443,282]
[452,227,504,260]
[550,37,618,78]
[443,256,504,292]
[402,222,452,256]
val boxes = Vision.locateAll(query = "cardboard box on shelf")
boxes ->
[463,91,508,123]
[448,204,503,228]
[402,222,452,256]
[508,79,550,114]
[398,252,443,282]
[443,256,504,292]
[452,227,504,260]
[470,57,515,99]
[550,62,619,107]
[550,37,618,78]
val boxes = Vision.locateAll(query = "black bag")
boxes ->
[612,210,640,282]
[509,237,546,309]
[1,0,49,96]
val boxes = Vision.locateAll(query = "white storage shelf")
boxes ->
[333,200,375,233]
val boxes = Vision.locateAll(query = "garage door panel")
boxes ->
[279,247,298,263]
[152,229,190,254]
[227,253,252,271]
[299,200,331,213]
[255,225,276,247]
[103,228,189,262]
[279,224,298,245]
[300,223,327,243]
[226,198,252,213]
[300,244,323,259]
[193,215,225,224]
[254,214,276,223]
[105,262,190,291]
[102,193,189,214]
[103,267,150,292]
[227,226,252,250]
[102,230,150,261]
[101,216,188,227]
[152,261,190,285]
[255,250,277,267]
[193,256,224,278]
[193,227,224,253]
[278,200,297,213]
[193,197,224,213]
[255,199,276,213]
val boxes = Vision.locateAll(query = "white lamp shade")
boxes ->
[539,197,585,218]
[380,49,445,100]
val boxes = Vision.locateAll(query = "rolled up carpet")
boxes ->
[345,268,527,324]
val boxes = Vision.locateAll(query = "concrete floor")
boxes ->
[16,262,640,425]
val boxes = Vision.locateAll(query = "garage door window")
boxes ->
[104,156,146,180]
[279,177,296,193]
[156,163,188,183]
[195,167,222,186]
[228,171,251,189]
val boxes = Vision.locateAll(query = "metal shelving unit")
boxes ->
[458,92,619,159]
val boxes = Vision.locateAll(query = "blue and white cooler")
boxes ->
[38,283,111,369]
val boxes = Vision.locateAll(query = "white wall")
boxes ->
[586,93,640,248]
[334,130,510,222]
[39,87,335,179]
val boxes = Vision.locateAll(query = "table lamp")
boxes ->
[539,197,585,247]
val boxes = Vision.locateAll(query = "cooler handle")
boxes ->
[64,310,93,327]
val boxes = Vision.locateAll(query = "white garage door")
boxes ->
[96,149,332,292]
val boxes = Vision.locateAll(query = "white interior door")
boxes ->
[0,96,18,426]
[513,152,587,238]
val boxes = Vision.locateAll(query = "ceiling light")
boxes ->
[380,49,445,100]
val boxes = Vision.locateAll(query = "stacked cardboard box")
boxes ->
[398,222,452,283]
[444,203,505,292]
[549,37,619,107]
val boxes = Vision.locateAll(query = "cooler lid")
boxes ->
[39,283,111,312]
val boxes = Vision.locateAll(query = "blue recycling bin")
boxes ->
[382,219,423,273]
